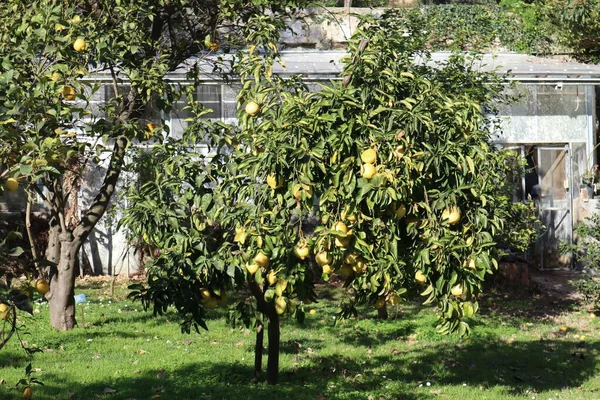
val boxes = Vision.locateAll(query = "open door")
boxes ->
[535,145,572,269]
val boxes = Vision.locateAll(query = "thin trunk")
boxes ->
[253,323,264,383]
[25,193,40,275]
[377,303,388,320]
[266,311,280,385]
[344,0,352,8]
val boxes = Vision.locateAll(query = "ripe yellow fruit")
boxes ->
[35,279,50,295]
[309,309,317,315]
[22,387,33,399]
[294,244,310,260]
[344,252,358,265]
[442,206,461,225]
[6,178,19,192]
[467,259,476,270]
[208,41,220,52]
[315,251,332,266]
[333,221,348,236]
[73,38,87,52]
[395,203,407,219]
[275,297,287,315]
[451,284,466,297]
[394,145,405,159]
[245,262,259,275]
[322,264,334,275]
[60,85,76,101]
[361,163,376,179]
[335,233,352,248]
[267,270,278,285]
[253,252,270,268]
[266,174,282,190]
[337,264,353,277]
[275,279,288,297]
[245,101,260,116]
[146,123,158,132]
[361,148,377,164]
[415,270,427,285]
[0,303,10,321]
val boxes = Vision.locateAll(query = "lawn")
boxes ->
[1,277,600,400]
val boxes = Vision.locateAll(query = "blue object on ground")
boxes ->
[74,294,87,303]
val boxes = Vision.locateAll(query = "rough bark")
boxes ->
[46,136,128,331]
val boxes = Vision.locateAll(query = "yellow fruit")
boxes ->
[275,279,288,297]
[559,325,568,332]
[352,259,366,274]
[55,23,67,31]
[253,252,270,268]
[309,309,317,315]
[394,145,405,158]
[208,41,220,51]
[35,279,50,295]
[451,284,466,297]
[266,174,282,189]
[73,38,87,52]
[294,244,310,260]
[146,123,158,132]
[361,148,377,164]
[344,252,358,265]
[200,288,212,299]
[245,101,260,116]
[245,262,259,275]
[333,221,348,236]
[335,234,352,248]
[374,297,386,309]
[395,203,407,219]
[60,85,76,101]
[322,264,334,275]
[388,293,401,306]
[266,270,278,285]
[337,264,353,277]
[442,206,461,225]
[22,387,33,399]
[6,178,18,192]
[361,163,376,179]
[467,259,476,270]
[203,297,218,309]
[0,303,10,321]
[315,251,332,266]
[415,270,427,285]
[287,300,297,313]
[275,297,287,315]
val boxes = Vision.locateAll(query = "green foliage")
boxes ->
[387,5,552,54]
[570,275,600,308]
[543,0,600,63]
[560,213,600,270]
[122,8,525,343]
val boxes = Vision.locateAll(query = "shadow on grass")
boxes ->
[2,336,598,400]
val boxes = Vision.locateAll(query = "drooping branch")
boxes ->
[72,135,128,247]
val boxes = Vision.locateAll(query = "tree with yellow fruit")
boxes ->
[121,9,535,386]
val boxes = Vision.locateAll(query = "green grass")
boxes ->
[1,279,600,399]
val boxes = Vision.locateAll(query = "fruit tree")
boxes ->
[0,0,317,331]
[123,9,531,385]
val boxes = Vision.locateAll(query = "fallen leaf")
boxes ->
[156,369,165,379]
[136,349,147,354]
[104,387,117,393]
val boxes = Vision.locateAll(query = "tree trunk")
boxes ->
[266,312,280,385]
[253,323,264,383]
[48,234,79,330]
[377,303,388,320]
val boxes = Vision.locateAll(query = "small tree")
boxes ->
[124,9,526,384]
